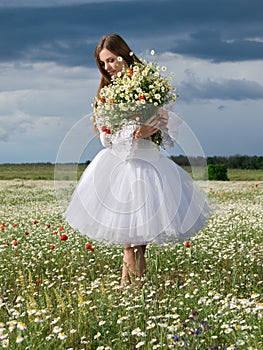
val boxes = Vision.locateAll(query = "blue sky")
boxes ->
[0,0,262,163]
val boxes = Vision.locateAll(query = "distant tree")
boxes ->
[208,164,229,181]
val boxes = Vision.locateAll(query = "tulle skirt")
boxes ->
[64,139,211,245]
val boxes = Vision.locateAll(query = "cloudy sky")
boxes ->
[0,0,262,163]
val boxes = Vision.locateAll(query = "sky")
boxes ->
[0,0,262,163]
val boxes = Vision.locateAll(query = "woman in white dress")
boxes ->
[64,34,211,286]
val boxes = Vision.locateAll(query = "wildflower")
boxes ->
[53,326,62,333]
[60,234,68,241]
[129,51,134,56]
[117,56,123,61]
[236,340,245,346]
[50,245,55,250]
[184,241,190,248]
[85,243,95,252]
[58,332,67,340]
[33,219,38,224]
[17,322,27,330]
[135,341,145,348]
[51,317,60,325]
[1,339,9,348]
[24,231,30,235]
[94,332,101,339]
[251,293,260,299]
[224,327,233,334]
[16,335,24,343]
[101,126,111,134]
[13,240,18,246]
[150,49,155,55]
[131,327,142,336]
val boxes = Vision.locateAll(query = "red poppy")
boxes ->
[85,243,94,252]
[5,241,9,246]
[12,223,17,227]
[184,241,190,248]
[60,234,68,241]
[101,126,111,134]
[50,245,55,250]
[128,69,133,76]
[53,231,58,235]
[0,226,4,231]
[100,97,106,103]
[13,240,18,246]
[33,220,38,225]
[59,226,64,231]
[46,224,51,228]
[139,95,145,101]
[24,231,30,235]
[35,279,41,284]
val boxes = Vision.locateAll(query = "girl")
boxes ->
[64,34,210,286]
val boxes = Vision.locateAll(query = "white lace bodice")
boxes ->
[99,102,183,151]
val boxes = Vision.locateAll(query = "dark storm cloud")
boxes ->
[0,0,262,66]
[178,76,263,101]
[173,30,263,62]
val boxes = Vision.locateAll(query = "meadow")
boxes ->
[0,179,262,349]
[1,163,263,181]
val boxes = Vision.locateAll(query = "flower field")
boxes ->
[0,180,262,349]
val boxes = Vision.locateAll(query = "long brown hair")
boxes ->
[93,34,141,134]
[94,33,141,96]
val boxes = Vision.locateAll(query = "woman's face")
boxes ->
[99,48,127,77]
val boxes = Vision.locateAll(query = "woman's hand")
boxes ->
[133,114,158,139]
[133,109,169,139]
[157,108,169,131]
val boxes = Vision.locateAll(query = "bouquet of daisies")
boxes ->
[92,58,177,146]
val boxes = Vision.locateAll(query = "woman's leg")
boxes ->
[121,245,147,286]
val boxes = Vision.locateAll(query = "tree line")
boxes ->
[170,155,263,169]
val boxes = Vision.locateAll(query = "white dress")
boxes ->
[64,104,211,245]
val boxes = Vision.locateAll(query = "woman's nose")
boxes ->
[105,62,110,71]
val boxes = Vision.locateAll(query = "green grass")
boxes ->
[0,180,262,349]
[0,163,87,181]
[227,168,263,181]
[1,163,263,181]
